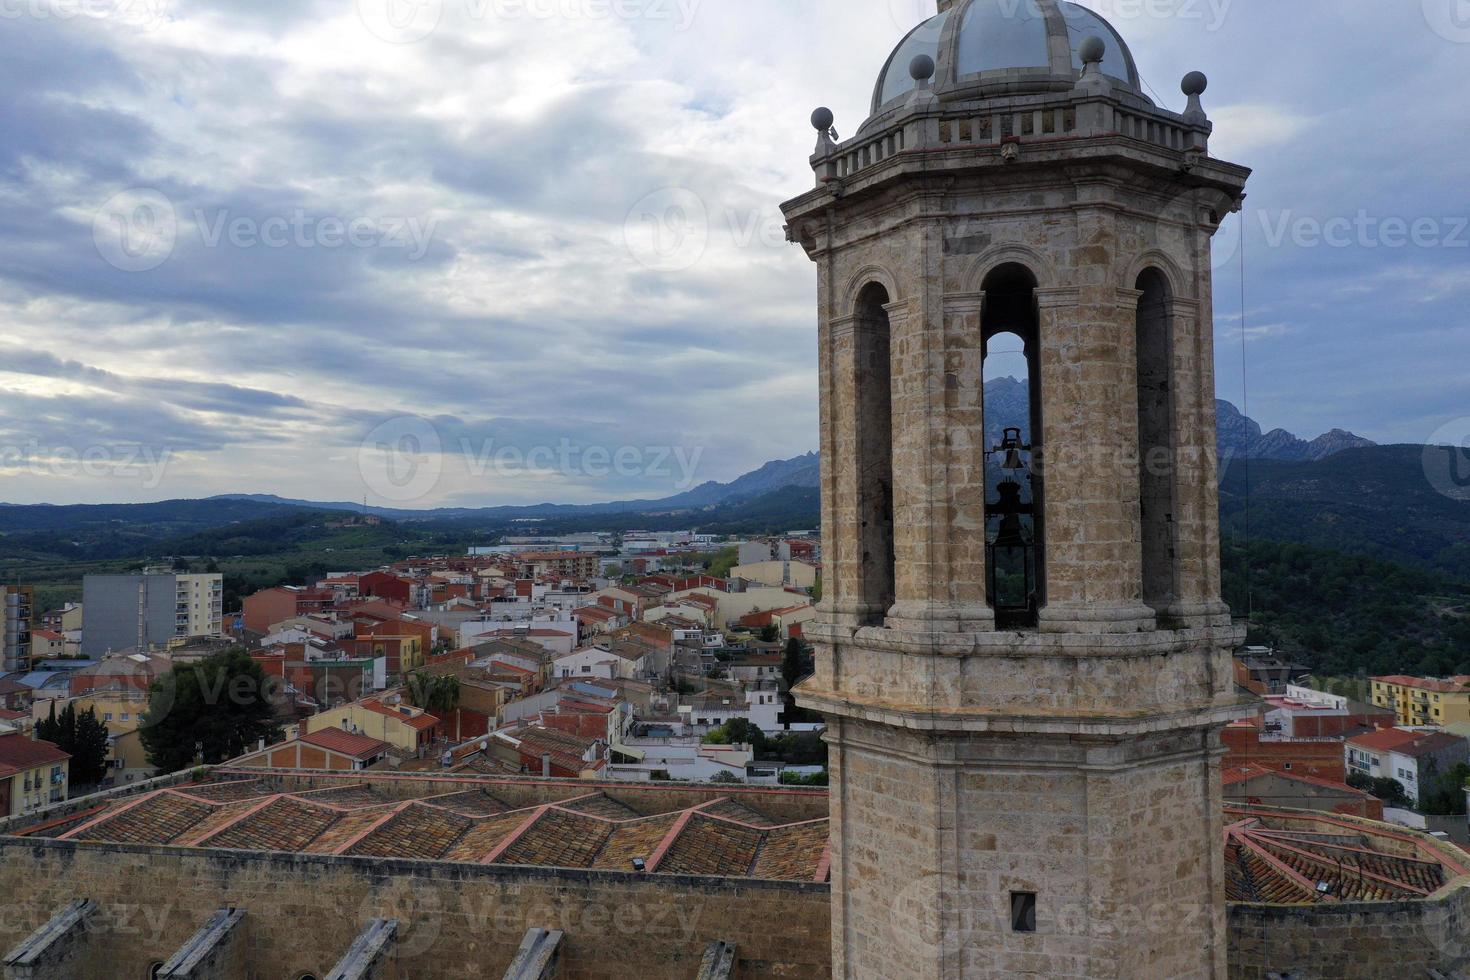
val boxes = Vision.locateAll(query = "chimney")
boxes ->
[541,752,552,777]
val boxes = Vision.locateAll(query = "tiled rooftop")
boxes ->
[1223,806,1470,905]
[18,776,831,883]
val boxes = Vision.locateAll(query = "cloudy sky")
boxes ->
[1,0,1467,507]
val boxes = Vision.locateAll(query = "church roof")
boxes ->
[872,0,1142,120]
[1223,806,1470,905]
[11,775,831,883]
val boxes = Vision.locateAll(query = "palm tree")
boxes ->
[404,671,461,717]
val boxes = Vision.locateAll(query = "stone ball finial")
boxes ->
[909,54,935,82]
[811,107,834,132]
[1079,35,1106,65]
[1182,71,1208,97]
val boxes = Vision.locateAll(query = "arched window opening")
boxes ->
[1135,268,1177,616]
[854,282,896,625]
[981,263,1043,628]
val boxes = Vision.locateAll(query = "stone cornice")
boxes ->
[797,685,1253,738]
[1034,285,1082,310]
[805,618,1242,658]
[942,291,986,316]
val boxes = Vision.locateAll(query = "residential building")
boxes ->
[1222,764,1383,820]
[1233,650,1314,696]
[1221,722,1350,783]
[241,586,336,634]
[1259,685,1395,739]
[2,585,34,673]
[731,560,818,590]
[1371,675,1470,727]
[552,644,653,682]
[0,729,69,816]
[303,693,439,756]
[232,727,393,771]
[81,571,223,656]
[1345,728,1470,805]
[64,687,155,785]
[28,629,65,662]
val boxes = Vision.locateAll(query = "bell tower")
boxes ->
[781,2,1250,977]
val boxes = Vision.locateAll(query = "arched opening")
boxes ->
[1135,267,1177,616]
[853,282,896,625]
[981,263,1043,628]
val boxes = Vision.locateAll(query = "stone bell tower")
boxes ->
[780,1,1251,977]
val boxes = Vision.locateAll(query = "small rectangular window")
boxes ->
[1011,892,1037,933]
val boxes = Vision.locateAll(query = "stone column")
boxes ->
[821,312,882,629]
[1164,296,1225,625]
[1035,274,1156,633]
[887,289,994,633]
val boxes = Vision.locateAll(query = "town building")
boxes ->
[240,586,336,634]
[0,729,68,817]
[231,727,393,771]
[81,571,223,656]
[1221,763,1382,820]
[1,585,34,673]
[731,559,818,590]
[303,693,439,757]
[1345,727,1470,806]
[1371,674,1470,727]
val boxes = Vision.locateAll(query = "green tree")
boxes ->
[781,637,809,692]
[702,718,767,755]
[69,707,112,786]
[405,671,461,717]
[139,649,284,773]
[759,624,779,643]
[35,701,58,745]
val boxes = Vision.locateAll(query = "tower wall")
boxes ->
[784,45,1250,977]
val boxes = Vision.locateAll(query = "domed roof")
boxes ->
[872,0,1142,116]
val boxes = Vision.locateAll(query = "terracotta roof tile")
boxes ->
[202,797,341,852]
[699,798,779,828]
[302,808,394,854]
[557,793,643,820]
[751,821,830,881]
[348,803,473,860]
[175,779,271,803]
[591,813,682,871]
[496,809,612,868]
[289,785,388,809]
[71,792,212,845]
[656,814,763,877]
[443,810,537,862]
[422,789,510,817]
[300,727,393,759]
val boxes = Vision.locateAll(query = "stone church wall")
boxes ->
[0,837,831,979]
[1227,881,1470,979]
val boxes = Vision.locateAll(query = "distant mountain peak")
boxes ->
[1216,401,1376,462]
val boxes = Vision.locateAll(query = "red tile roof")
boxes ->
[0,732,69,776]
[1346,728,1465,757]
[300,727,392,760]
[1373,675,1470,693]
[1224,806,1468,904]
[31,778,831,883]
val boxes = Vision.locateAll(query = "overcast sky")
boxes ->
[1,0,1467,507]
